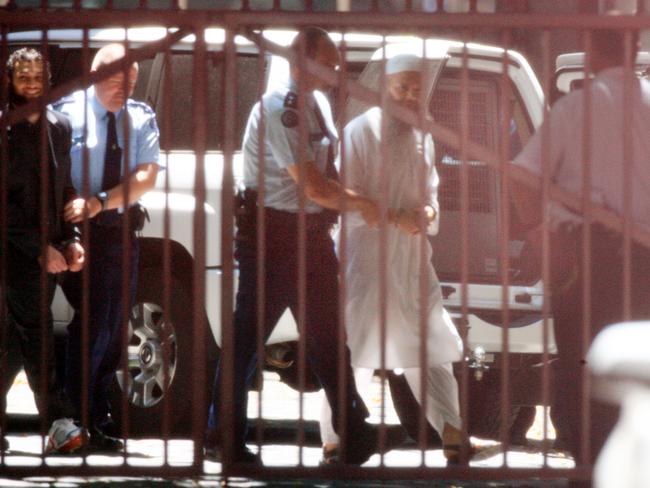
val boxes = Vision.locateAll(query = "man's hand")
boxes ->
[64,241,85,272]
[394,208,421,235]
[357,198,380,227]
[39,245,69,274]
[64,197,101,223]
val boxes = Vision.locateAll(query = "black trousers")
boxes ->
[0,246,74,424]
[550,223,650,465]
[61,222,138,427]
[207,208,369,452]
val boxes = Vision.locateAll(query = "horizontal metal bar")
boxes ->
[223,464,592,481]
[0,465,200,477]
[3,10,650,30]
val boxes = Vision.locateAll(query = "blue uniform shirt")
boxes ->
[53,87,161,198]
[242,80,338,213]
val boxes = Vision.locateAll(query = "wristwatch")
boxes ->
[95,191,109,211]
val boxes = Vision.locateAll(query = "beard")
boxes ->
[8,87,29,108]
[385,112,414,139]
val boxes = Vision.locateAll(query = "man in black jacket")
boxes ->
[0,48,87,454]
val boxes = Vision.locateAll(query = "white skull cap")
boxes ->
[385,53,423,75]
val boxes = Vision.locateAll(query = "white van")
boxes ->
[5,27,555,443]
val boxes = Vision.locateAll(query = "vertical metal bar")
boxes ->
[621,30,633,320]
[38,26,50,457]
[335,28,349,468]
[0,24,8,463]
[416,37,428,466]
[377,34,388,463]
[191,23,208,468]
[579,28,593,468]
[119,36,132,462]
[458,30,471,464]
[498,28,512,464]
[539,28,552,466]
[254,32,267,462]
[79,26,91,454]
[220,24,237,470]
[160,33,174,465]
[295,30,308,467]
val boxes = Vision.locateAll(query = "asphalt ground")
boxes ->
[1,372,574,487]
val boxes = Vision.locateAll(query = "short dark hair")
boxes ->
[6,47,50,81]
[290,26,333,60]
[591,29,639,66]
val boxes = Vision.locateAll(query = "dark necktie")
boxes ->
[102,111,122,191]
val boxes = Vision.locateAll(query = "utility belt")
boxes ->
[92,203,149,232]
[235,188,337,236]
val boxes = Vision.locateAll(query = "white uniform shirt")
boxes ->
[242,80,337,213]
[514,67,650,231]
[338,107,463,369]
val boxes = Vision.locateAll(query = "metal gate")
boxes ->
[2,1,650,485]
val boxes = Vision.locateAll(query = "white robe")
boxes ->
[338,107,463,369]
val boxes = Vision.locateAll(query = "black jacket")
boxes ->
[3,108,78,261]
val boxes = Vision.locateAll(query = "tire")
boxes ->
[109,268,218,438]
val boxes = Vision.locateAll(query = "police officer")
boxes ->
[205,27,404,465]
[512,29,650,482]
[55,43,161,451]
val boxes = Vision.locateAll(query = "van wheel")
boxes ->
[110,268,218,438]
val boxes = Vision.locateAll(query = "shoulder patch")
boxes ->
[127,99,155,114]
[281,110,298,128]
[283,91,298,110]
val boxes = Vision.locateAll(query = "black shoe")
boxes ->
[94,415,119,438]
[204,445,261,465]
[342,422,406,465]
[86,426,124,452]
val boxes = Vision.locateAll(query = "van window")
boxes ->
[154,52,262,151]
[429,70,536,284]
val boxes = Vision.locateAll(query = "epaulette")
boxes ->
[127,99,155,113]
[283,91,298,110]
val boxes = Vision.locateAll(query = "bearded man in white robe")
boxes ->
[319,53,470,464]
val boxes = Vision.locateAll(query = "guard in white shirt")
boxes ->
[512,29,650,474]
[205,27,404,465]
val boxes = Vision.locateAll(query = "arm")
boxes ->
[64,163,159,223]
[285,161,379,226]
[510,173,542,230]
